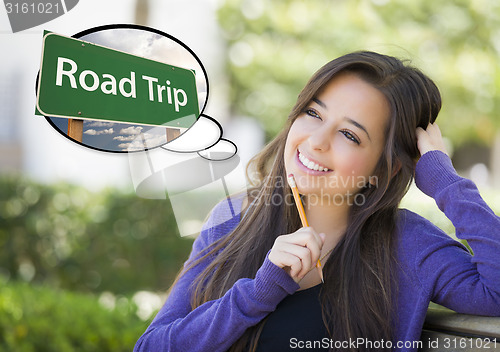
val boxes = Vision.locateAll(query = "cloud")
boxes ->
[84,128,114,136]
[113,135,137,142]
[120,126,143,135]
[123,133,167,152]
[86,121,115,127]
[117,143,132,149]
[112,127,168,151]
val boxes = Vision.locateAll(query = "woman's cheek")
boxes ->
[335,151,371,182]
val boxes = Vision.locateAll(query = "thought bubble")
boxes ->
[39,24,209,153]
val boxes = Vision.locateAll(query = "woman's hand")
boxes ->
[268,227,325,283]
[416,123,448,156]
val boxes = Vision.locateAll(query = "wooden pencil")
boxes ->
[287,174,324,283]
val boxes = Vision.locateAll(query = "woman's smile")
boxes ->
[296,149,333,174]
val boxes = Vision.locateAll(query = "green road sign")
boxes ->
[36,32,199,128]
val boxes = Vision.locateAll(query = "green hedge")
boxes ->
[0,174,194,295]
[0,278,147,352]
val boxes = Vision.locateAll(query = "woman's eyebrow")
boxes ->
[312,98,372,141]
[312,98,326,109]
[343,117,371,141]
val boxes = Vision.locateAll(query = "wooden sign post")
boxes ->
[67,119,83,142]
[166,128,180,142]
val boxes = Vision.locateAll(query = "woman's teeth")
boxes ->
[298,152,330,172]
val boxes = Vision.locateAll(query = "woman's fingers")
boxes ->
[281,252,303,279]
[279,242,312,279]
[416,123,448,156]
[284,227,324,253]
[268,227,325,282]
[283,228,323,266]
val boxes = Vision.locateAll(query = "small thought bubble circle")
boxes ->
[198,139,237,161]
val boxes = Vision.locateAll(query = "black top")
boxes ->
[255,283,330,351]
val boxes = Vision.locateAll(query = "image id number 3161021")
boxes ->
[5,2,61,14]
[438,337,497,350]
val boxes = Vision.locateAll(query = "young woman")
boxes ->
[134,51,500,352]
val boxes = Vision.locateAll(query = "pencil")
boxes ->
[287,174,324,283]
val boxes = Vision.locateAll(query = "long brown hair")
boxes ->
[179,51,441,351]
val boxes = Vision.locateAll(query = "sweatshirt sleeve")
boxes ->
[133,199,300,352]
[413,150,500,315]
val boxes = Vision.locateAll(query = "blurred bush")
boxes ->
[0,174,194,295]
[0,277,146,352]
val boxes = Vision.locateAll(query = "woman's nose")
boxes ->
[308,127,331,152]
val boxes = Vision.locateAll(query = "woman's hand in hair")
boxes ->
[416,123,448,157]
[268,227,326,283]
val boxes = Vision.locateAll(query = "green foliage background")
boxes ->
[0,175,193,350]
[0,278,145,352]
[217,0,500,146]
[0,175,193,294]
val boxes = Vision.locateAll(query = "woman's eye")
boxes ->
[305,108,321,120]
[341,130,360,145]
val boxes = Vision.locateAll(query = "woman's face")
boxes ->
[284,72,390,204]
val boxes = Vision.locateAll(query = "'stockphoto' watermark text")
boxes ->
[247,173,378,208]
[289,337,498,350]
